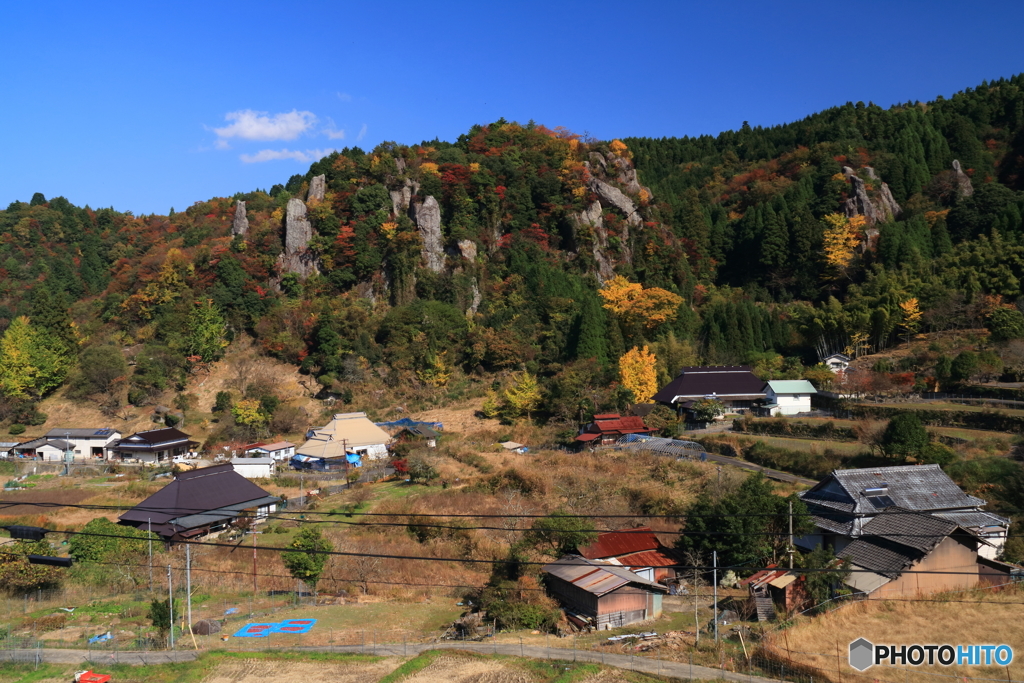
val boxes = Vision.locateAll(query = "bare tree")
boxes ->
[344,541,385,595]
[682,548,706,645]
[853,419,887,457]
[497,489,532,548]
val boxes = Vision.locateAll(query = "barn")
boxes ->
[542,555,668,630]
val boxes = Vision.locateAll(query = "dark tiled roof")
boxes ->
[653,366,766,404]
[837,507,968,579]
[579,527,661,559]
[809,513,854,535]
[119,464,275,531]
[934,510,1010,529]
[117,428,192,446]
[801,464,986,514]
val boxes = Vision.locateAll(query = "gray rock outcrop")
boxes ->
[457,239,478,261]
[390,185,412,216]
[414,196,445,273]
[575,200,615,280]
[307,174,326,202]
[610,156,645,196]
[843,167,901,224]
[468,277,482,315]
[588,177,641,226]
[952,160,974,198]
[279,198,318,279]
[232,201,248,236]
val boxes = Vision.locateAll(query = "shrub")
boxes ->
[8,424,25,435]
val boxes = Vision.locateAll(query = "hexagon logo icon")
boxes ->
[849,638,875,671]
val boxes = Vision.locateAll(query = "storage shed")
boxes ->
[542,555,668,630]
[230,457,276,479]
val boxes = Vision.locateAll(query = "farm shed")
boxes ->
[230,457,276,479]
[578,527,680,583]
[542,555,668,630]
[575,413,655,447]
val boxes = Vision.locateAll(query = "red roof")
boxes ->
[575,433,600,442]
[583,414,654,437]
[620,548,679,569]
[579,527,661,559]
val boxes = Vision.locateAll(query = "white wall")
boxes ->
[766,390,812,416]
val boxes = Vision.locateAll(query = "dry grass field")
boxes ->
[768,587,1024,683]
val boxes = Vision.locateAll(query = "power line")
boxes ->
[2,525,1018,576]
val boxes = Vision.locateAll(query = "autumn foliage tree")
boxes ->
[599,276,684,332]
[821,213,864,280]
[618,345,658,403]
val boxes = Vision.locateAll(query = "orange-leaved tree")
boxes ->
[619,345,658,404]
[599,276,684,331]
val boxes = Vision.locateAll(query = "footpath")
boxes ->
[0,641,782,682]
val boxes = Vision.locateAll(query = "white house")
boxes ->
[43,428,122,459]
[298,412,392,463]
[762,380,817,416]
[822,353,851,374]
[245,441,296,461]
[230,457,276,479]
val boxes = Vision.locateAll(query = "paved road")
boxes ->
[0,642,781,682]
[702,451,817,486]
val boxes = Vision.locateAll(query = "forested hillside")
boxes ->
[4,74,1024,436]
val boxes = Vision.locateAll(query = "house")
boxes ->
[12,438,75,461]
[42,428,122,459]
[578,526,679,583]
[111,428,198,464]
[542,555,668,630]
[740,565,809,620]
[822,353,851,374]
[230,457,276,479]
[797,464,1009,560]
[652,366,766,417]
[297,412,391,465]
[575,414,656,447]
[836,507,991,598]
[760,380,817,416]
[0,442,19,457]
[245,441,296,461]
[118,463,279,541]
[392,425,441,448]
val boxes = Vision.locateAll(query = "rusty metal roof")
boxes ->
[579,527,660,559]
[542,555,667,596]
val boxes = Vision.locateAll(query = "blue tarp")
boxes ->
[346,452,362,467]
[88,632,112,644]
[233,619,317,638]
[375,418,443,431]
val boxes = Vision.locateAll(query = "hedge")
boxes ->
[848,405,1024,432]
[732,418,858,441]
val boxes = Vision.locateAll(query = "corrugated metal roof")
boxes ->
[542,555,667,596]
[579,527,660,559]
[934,510,1010,529]
[44,428,120,439]
[618,549,680,569]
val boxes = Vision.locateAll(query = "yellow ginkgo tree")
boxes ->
[599,276,684,331]
[822,213,865,280]
[618,345,658,404]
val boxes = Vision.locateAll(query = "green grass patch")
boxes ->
[0,663,67,683]
[376,649,444,683]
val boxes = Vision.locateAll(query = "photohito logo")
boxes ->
[849,639,1013,672]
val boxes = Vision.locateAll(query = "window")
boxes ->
[257,505,269,519]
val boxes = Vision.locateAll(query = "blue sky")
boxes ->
[3,0,1024,216]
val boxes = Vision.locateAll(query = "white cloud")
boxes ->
[336,92,352,102]
[324,128,346,140]
[214,139,230,150]
[240,148,337,164]
[214,109,317,141]
[356,123,368,141]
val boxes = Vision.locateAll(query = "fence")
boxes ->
[282,466,394,509]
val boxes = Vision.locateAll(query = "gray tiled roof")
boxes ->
[44,428,119,439]
[801,464,986,514]
[837,507,970,579]
[933,510,1010,529]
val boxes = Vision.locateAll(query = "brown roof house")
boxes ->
[575,414,656,447]
[834,507,1007,598]
[111,428,198,464]
[119,463,279,541]
[542,555,668,630]
[652,366,766,419]
[578,527,680,583]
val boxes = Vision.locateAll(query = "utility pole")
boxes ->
[148,518,153,591]
[186,543,192,635]
[789,501,794,570]
[713,551,718,643]
[252,532,258,594]
[167,565,174,650]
